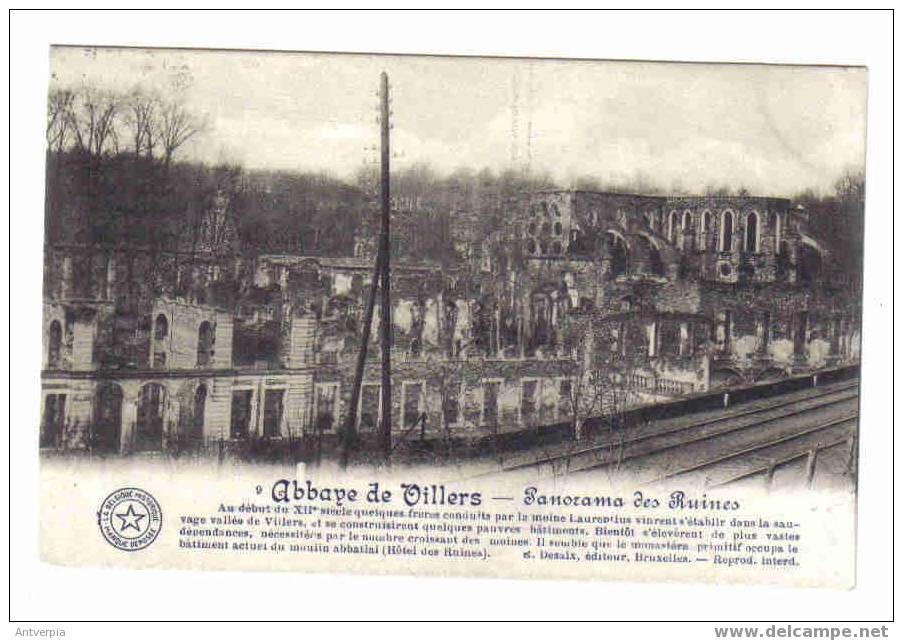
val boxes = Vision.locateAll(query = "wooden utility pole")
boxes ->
[378,71,393,462]
[339,72,394,468]
[340,247,383,468]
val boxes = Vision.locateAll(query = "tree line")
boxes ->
[47,85,206,165]
[44,85,866,281]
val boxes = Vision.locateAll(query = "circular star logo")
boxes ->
[97,488,162,552]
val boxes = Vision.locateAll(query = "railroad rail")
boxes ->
[501,378,859,481]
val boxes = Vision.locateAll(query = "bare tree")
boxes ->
[46,88,75,152]
[158,99,206,165]
[121,87,159,157]
[68,87,120,157]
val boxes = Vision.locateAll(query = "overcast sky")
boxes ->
[49,46,867,196]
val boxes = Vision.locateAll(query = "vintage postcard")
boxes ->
[38,45,866,588]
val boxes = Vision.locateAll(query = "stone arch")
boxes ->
[668,210,680,243]
[93,383,124,453]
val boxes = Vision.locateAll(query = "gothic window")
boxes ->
[745,211,760,253]
[720,211,734,252]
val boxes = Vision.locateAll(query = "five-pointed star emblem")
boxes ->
[115,504,147,532]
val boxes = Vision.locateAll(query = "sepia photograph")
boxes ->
[9,8,894,629]
[41,47,864,492]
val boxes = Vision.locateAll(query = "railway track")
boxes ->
[644,414,857,488]
[502,379,859,481]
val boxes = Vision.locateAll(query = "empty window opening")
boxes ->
[94,384,123,453]
[192,384,207,439]
[41,393,66,448]
[402,382,424,430]
[136,383,166,452]
[230,390,253,439]
[720,211,734,252]
[360,384,381,430]
[263,389,284,437]
[521,380,538,424]
[442,383,460,427]
[47,320,62,368]
[481,381,500,427]
[196,321,215,367]
[745,212,760,253]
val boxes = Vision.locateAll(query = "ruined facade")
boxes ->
[40,187,860,455]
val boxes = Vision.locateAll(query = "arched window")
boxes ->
[538,240,547,255]
[551,204,560,217]
[196,321,215,367]
[720,211,734,252]
[525,238,536,255]
[682,211,692,231]
[668,211,679,243]
[551,240,562,255]
[527,222,536,235]
[745,212,760,253]
[154,314,168,341]
[553,222,562,235]
[540,202,548,215]
[541,222,550,234]
[47,320,62,368]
